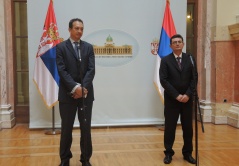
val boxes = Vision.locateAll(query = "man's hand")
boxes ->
[176,94,189,103]
[176,94,183,102]
[72,86,88,99]
[180,94,189,103]
[72,93,81,99]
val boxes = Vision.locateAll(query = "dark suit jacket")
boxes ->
[159,52,198,102]
[56,39,95,103]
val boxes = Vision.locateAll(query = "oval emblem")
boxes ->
[83,29,139,67]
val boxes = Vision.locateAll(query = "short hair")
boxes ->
[69,18,83,29]
[170,34,184,44]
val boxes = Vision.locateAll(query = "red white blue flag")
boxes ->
[33,0,62,109]
[154,0,176,101]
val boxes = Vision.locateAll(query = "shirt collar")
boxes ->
[69,38,80,45]
[173,52,182,59]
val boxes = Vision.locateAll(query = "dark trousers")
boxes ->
[59,100,93,163]
[164,99,193,157]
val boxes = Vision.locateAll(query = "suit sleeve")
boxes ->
[83,44,95,89]
[159,57,180,99]
[56,43,77,92]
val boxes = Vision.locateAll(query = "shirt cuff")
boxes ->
[71,83,81,94]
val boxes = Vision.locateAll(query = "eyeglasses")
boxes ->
[172,41,183,45]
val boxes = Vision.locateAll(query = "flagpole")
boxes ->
[33,0,62,135]
[45,106,61,135]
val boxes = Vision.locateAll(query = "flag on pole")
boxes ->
[33,0,62,109]
[154,0,176,102]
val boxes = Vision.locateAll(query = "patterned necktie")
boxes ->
[74,42,80,60]
[176,57,182,70]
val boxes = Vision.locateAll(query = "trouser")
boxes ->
[59,100,93,163]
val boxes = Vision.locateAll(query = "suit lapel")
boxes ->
[79,40,85,61]
[181,53,188,71]
[66,39,78,60]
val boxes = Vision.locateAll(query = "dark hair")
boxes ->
[170,34,184,44]
[69,18,83,29]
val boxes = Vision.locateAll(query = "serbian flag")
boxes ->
[154,0,176,101]
[33,0,62,109]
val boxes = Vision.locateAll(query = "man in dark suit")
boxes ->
[56,18,95,166]
[159,34,198,164]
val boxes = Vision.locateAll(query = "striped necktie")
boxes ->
[176,57,182,70]
[74,42,80,60]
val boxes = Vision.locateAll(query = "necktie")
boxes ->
[74,42,80,60]
[176,57,182,70]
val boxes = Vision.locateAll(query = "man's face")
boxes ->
[69,21,84,41]
[170,37,184,51]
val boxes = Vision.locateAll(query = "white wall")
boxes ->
[217,0,239,26]
[28,0,187,128]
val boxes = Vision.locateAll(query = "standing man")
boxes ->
[56,18,95,166]
[159,34,197,164]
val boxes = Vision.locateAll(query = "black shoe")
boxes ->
[59,160,69,166]
[82,161,92,166]
[163,155,172,164]
[184,155,196,164]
